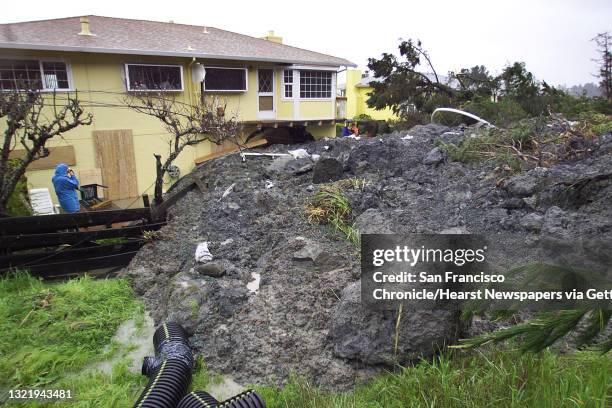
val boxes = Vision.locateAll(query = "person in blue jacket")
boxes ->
[52,163,80,213]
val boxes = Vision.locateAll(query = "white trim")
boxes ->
[331,71,337,118]
[0,42,356,67]
[293,69,300,119]
[0,56,74,91]
[256,68,275,120]
[202,66,248,92]
[280,68,294,100]
[124,63,184,92]
[288,64,339,71]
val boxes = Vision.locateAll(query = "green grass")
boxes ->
[306,186,360,246]
[1,273,609,407]
[0,271,147,407]
[258,351,611,408]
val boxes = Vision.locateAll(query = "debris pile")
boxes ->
[123,120,612,389]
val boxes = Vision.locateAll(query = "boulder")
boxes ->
[423,147,446,165]
[329,281,460,365]
[196,262,226,278]
[520,213,544,232]
[312,157,344,184]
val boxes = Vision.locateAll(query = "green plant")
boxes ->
[257,350,611,407]
[0,271,143,388]
[142,230,161,243]
[306,187,360,246]
[5,161,32,216]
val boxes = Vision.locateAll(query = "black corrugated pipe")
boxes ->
[177,389,266,408]
[176,390,219,408]
[133,322,195,408]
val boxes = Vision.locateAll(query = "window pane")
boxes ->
[127,65,182,91]
[259,95,273,111]
[204,68,246,91]
[42,61,70,89]
[258,69,273,93]
[0,59,42,90]
[299,70,332,99]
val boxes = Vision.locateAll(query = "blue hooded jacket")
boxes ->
[52,163,80,213]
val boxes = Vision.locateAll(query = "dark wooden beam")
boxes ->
[1,251,140,278]
[0,241,143,269]
[0,222,165,250]
[0,208,152,235]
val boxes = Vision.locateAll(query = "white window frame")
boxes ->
[0,57,74,92]
[124,63,184,92]
[281,69,294,100]
[298,69,334,101]
[202,66,248,93]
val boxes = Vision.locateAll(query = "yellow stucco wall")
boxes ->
[0,50,337,204]
[345,69,397,121]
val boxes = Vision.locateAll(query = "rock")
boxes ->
[293,238,323,262]
[354,209,395,234]
[423,147,446,165]
[267,156,313,176]
[501,197,525,209]
[312,157,344,184]
[504,167,550,197]
[520,213,544,232]
[196,263,226,278]
[542,206,569,236]
[330,281,459,365]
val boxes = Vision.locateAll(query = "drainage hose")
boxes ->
[133,322,195,408]
[177,389,266,408]
[176,391,219,408]
[142,322,194,376]
[219,390,266,408]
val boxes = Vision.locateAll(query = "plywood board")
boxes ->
[10,146,76,170]
[93,130,138,200]
[195,138,268,165]
[78,168,105,199]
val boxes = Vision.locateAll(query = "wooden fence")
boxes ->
[0,207,164,279]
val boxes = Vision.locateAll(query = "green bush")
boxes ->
[5,159,32,216]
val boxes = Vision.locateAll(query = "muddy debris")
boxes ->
[122,123,612,390]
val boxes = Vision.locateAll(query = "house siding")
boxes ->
[0,49,338,205]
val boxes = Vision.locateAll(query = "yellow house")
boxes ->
[0,16,355,206]
[339,69,397,121]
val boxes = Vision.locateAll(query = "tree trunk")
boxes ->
[153,154,164,205]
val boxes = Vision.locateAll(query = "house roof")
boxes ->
[0,16,355,67]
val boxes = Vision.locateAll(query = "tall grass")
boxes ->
[258,350,611,408]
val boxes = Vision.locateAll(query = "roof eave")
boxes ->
[0,42,357,67]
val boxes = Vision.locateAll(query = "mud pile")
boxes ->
[123,123,612,389]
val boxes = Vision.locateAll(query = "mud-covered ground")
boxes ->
[123,123,612,389]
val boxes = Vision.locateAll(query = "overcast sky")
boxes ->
[2,0,610,86]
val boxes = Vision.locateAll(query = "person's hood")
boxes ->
[54,163,69,176]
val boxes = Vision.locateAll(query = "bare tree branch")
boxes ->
[124,91,241,204]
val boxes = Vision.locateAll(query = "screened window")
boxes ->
[0,59,71,91]
[283,69,293,98]
[125,64,183,91]
[203,68,247,92]
[299,70,332,99]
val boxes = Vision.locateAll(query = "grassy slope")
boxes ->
[1,273,610,407]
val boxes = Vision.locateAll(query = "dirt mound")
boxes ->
[123,124,612,389]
